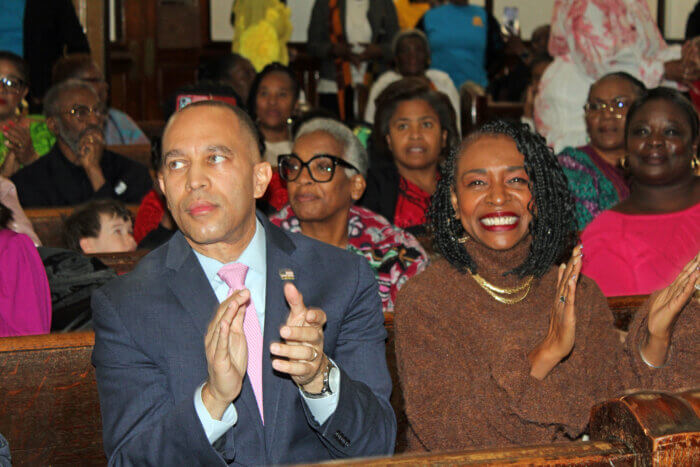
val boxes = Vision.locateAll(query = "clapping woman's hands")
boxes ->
[528,245,583,380]
[641,252,700,368]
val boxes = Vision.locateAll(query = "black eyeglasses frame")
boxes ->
[277,153,359,183]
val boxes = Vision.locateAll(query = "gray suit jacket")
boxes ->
[91,214,396,466]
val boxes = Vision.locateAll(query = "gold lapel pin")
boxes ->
[278,268,295,281]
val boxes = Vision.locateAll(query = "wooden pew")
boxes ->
[26,205,139,248]
[0,332,104,466]
[459,86,526,137]
[306,389,700,466]
[86,249,150,275]
[0,294,662,467]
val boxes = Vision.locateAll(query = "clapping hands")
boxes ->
[528,245,583,380]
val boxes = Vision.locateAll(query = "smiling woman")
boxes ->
[394,119,699,451]
[581,87,700,297]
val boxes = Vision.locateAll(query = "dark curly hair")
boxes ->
[430,119,577,278]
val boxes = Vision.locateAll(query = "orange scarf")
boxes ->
[329,0,352,120]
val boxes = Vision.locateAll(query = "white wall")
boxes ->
[205,0,691,43]
[664,0,695,39]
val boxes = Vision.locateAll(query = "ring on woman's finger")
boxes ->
[559,296,566,304]
[311,348,319,360]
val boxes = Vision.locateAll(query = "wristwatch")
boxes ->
[299,357,336,399]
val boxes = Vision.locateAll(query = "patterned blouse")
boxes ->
[0,116,56,167]
[394,176,433,230]
[558,145,629,230]
[270,204,429,312]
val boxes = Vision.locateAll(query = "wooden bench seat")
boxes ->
[0,293,654,466]
[1,329,695,466]
[0,332,103,466]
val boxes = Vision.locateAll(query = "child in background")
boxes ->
[63,199,137,254]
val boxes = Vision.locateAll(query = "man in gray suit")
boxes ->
[91,101,396,465]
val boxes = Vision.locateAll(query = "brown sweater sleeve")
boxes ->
[487,277,631,440]
[626,298,700,389]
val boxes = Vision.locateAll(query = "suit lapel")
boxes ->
[165,232,265,439]
[260,217,301,450]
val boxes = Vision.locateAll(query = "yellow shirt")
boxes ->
[394,0,431,29]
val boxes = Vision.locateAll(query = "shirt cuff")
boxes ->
[193,382,237,443]
[300,360,341,425]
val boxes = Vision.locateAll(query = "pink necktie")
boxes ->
[217,263,264,424]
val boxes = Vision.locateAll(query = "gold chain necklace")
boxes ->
[470,273,534,304]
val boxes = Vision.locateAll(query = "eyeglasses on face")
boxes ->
[60,104,106,121]
[277,153,359,183]
[583,98,630,115]
[0,76,26,94]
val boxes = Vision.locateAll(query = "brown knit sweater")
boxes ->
[395,237,635,451]
[626,297,699,390]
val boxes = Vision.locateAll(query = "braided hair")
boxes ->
[430,120,577,278]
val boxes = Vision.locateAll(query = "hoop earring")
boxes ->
[457,234,470,244]
[620,155,629,170]
[692,156,699,170]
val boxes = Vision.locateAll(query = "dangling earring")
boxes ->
[692,156,699,170]
[620,155,629,170]
[457,233,470,244]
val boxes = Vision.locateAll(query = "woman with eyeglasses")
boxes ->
[581,87,700,297]
[361,78,458,235]
[0,51,56,177]
[269,117,428,312]
[557,72,645,229]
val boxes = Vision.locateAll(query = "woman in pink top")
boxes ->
[581,87,700,296]
[0,201,51,336]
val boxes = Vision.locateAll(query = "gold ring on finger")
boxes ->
[559,295,566,304]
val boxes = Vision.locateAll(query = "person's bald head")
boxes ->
[161,100,264,168]
[158,100,272,257]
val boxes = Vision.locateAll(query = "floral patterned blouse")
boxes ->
[270,204,428,312]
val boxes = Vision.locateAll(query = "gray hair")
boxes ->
[294,118,368,177]
[43,79,98,118]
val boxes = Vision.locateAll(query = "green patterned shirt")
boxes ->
[0,115,56,167]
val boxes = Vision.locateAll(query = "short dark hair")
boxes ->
[373,77,458,161]
[161,99,265,166]
[430,119,577,278]
[0,202,13,230]
[246,62,300,121]
[0,51,28,81]
[588,71,646,101]
[625,86,699,144]
[63,199,132,252]
[51,53,95,84]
